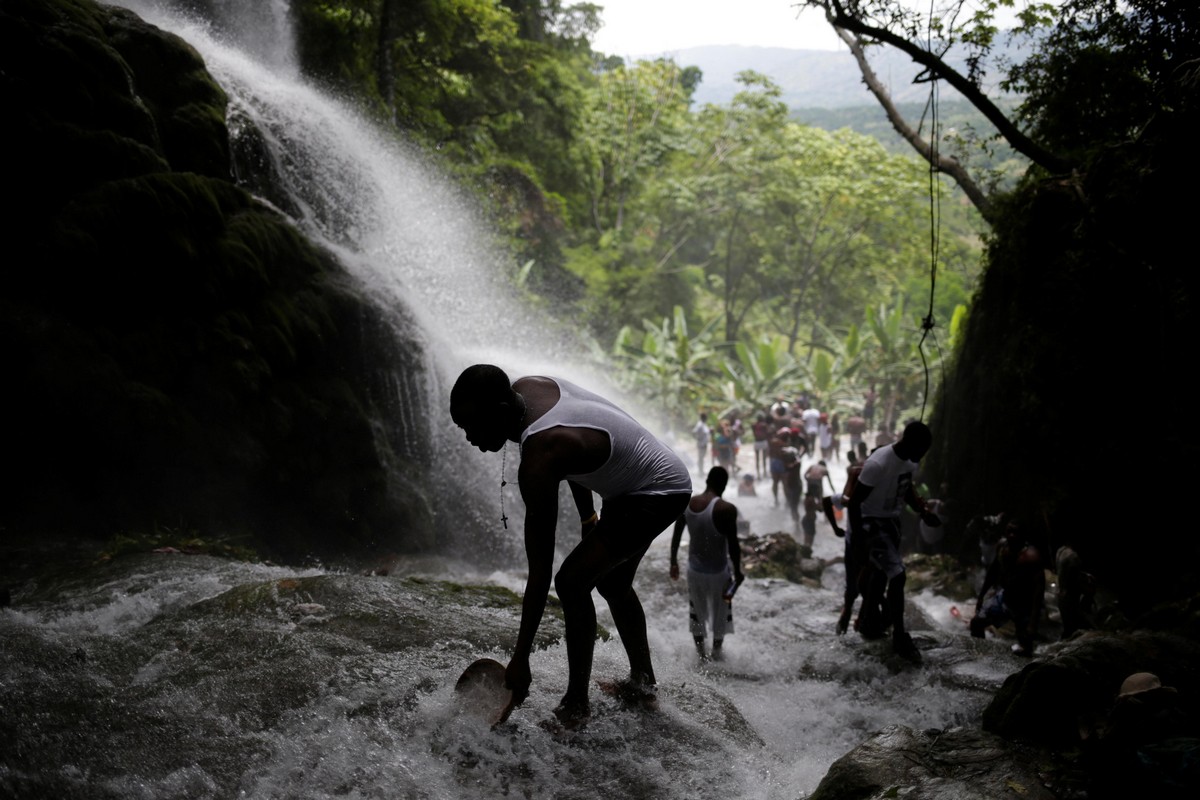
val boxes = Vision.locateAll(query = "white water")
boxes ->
[0,4,1026,797]
[1,457,1021,799]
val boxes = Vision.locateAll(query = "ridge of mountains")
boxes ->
[653,44,1022,157]
[655,43,1022,111]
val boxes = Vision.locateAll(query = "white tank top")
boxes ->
[685,497,730,574]
[520,378,691,500]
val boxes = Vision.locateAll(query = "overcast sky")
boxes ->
[589,0,844,56]
[587,1,1049,58]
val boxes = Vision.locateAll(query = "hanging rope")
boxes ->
[917,0,943,422]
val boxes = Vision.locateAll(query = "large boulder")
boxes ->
[983,630,1200,747]
[809,725,1056,800]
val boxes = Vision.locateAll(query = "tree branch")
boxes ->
[833,25,995,223]
[823,2,1073,175]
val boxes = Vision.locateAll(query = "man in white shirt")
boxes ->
[692,412,711,474]
[847,421,941,661]
[669,467,744,661]
[451,365,691,727]
[801,406,821,445]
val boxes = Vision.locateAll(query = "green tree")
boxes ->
[666,71,794,345]
[752,125,933,355]
[860,297,939,429]
[562,58,705,342]
[575,59,698,237]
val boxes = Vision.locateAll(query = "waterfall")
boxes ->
[113,0,608,559]
[168,0,300,77]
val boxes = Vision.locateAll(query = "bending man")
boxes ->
[450,365,691,727]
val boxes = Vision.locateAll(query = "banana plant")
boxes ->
[612,306,722,421]
[719,335,805,413]
[861,297,943,425]
[796,321,866,412]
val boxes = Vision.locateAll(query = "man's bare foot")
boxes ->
[836,605,852,635]
[598,678,659,710]
[551,699,591,730]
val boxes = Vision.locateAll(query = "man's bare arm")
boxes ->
[669,515,686,580]
[507,441,563,701]
[714,501,743,582]
[905,485,941,527]
[846,481,874,536]
[568,480,597,538]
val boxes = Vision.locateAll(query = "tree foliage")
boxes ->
[281,1,979,434]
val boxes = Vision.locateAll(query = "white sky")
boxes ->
[588,1,1049,57]
[589,0,844,56]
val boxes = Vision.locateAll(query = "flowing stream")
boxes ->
[2,462,1020,799]
[1,3,1026,798]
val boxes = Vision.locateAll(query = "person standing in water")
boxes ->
[450,365,691,727]
[846,421,941,661]
[670,467,745,661]
[692,412,711,474]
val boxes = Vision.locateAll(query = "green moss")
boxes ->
[99,527,260,562]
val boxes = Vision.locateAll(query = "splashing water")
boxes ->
[1,460,1022,800]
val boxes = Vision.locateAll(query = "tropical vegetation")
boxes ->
[286,0,980,432]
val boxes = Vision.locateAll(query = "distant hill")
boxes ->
[675,45,898,109]
[662,43,1019,111]
[655,44,1022,172]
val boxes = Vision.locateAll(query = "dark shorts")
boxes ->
[598,492,690,544]
[560,492,690,598]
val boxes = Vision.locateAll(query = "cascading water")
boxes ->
[0,3,1031,799]
[113,0,608,560]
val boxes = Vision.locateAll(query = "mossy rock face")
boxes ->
[1,0,439,559]
[925,56,1200,615]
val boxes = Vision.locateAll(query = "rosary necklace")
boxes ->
[500,443,509,529]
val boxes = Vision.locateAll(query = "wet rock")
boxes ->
[983,630,1200,747]
[741,532,805,583]
[904,553,977,602]
[799,557,825,581]
[809,725,1055,800]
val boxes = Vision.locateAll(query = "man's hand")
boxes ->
[505,655,532,705]
[669,562,680,580]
